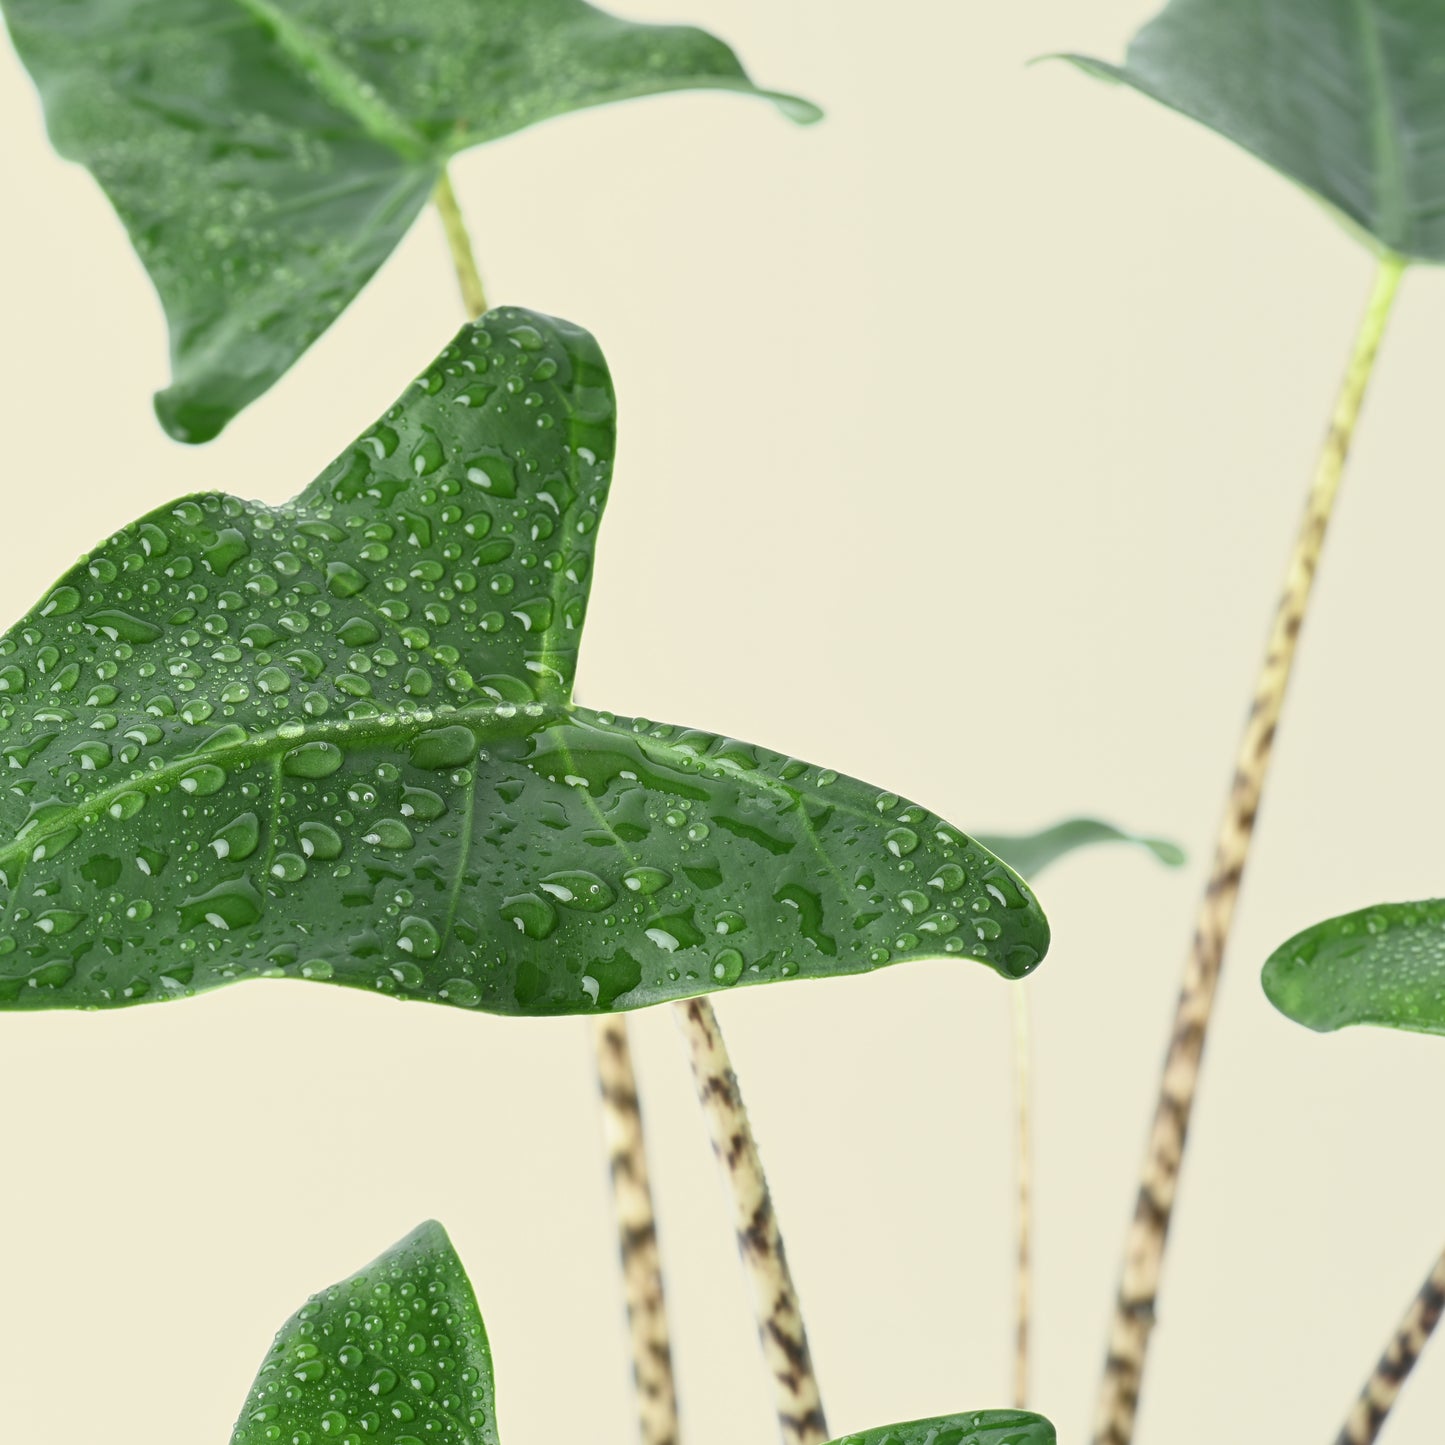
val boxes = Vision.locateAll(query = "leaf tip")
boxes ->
[1260,961,1310,1030]
[1001,894,1051,982]
[768,90,825,125]
[1031,51,1125,84]
[154,386,231,445]
[1144,836,1187,868]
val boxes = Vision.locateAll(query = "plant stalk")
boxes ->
[1012,984,1034,1410]
[673,997,829,1445]
[594,1015,683,1445]
[1093,253,1407,1445]
[1335,1242,1445,1445]
[433,167,488,319]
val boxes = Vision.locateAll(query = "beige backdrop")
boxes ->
[3,3,1445,1443]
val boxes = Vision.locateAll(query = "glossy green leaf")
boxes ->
[231,1221,498,1445]
[2,0,818,443]
[826,1414,1055,1445]
[0,307,1049,1015]
[231,1221,1055,1445]
[978,817,1184,881]
[1059,0,1445,262]
[1263,898,1445,1036]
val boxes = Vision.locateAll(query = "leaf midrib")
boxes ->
[0,701,567,876]
[231,0,436,164]
[1350,0,1407,244]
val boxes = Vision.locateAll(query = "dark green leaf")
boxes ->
[230,1221,498,1445]
[1263,898,1445,1036]
[826,1413,1056,1445]
[978,818,1184,880]
[1058,0,1445,262]
[0,307,1048,1015]
[2,0,819,442]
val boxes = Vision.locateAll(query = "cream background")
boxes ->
[3,2,1445,1442]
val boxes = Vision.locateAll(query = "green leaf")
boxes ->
[825,1414,1056,1445]
[1263,898,1445,1036]
[230,1220,498,1445]
[0,307,1048,1016]
[1057,0,1445,262]
[230,1222,1056,1445]
[977,818,1184,880]
[2,0,819,443]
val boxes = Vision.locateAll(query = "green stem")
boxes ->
[434,167,488,320]
[1093,251,1407,1445]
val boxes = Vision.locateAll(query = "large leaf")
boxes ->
[1059,0,1445,262]
[1263,898,1445,1036]
[977,818,1183,881]
[231,1221,1056,1445]
[231,1221,498,1445]
[0,307,1049,1015]
[830,1418,1054,1445]
[2,0,818,443]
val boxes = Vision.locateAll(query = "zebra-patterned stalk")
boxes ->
[673,997,828,1445]
[594,1015,681,1445]
[1336,1244,1445,1445]
[1094,255,1407,1445]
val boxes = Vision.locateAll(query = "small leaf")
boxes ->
[1057,0,1445,261]
[1263,898,1445,1036]
[977,818,1184,880]
[2,0,820,442]
[0,307,1048,1016]
[230,1221,498,1445]
[825,1413,1056,1445]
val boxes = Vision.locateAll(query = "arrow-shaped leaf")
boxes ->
[2,0,818,443]
[977,818,1184,881]
[1263,898,1445,1036]
[231,1221,497,1445]
[0,307,1048,1015]
[231,1220,1056,1445]
[1059,0,1445,262]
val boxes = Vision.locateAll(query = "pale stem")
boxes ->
[1335,1242,1445,1445]
[1093,253,1408,1445]
[673,996,829,1445]
[433,167,488,320]
[1012,984,1034,1410]
[594,1015,683,1445]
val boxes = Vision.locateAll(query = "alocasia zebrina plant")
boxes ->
[0,307,1048,1015]
[231,1219,1057,1445]
[0,0,817,443]
[1059,3,1445,1439]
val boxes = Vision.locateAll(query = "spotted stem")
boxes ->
[673,996,829,1445]
[1093,253,1408,1445]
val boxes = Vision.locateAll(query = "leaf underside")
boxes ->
[230,1221,499,1445]
[977,817,1184,881]
[1,0,818,443]
[0,307,1048,1016]
[1263,897,1445,1036]
[1060,0,1445,262]
[231,1221,1056,1445]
